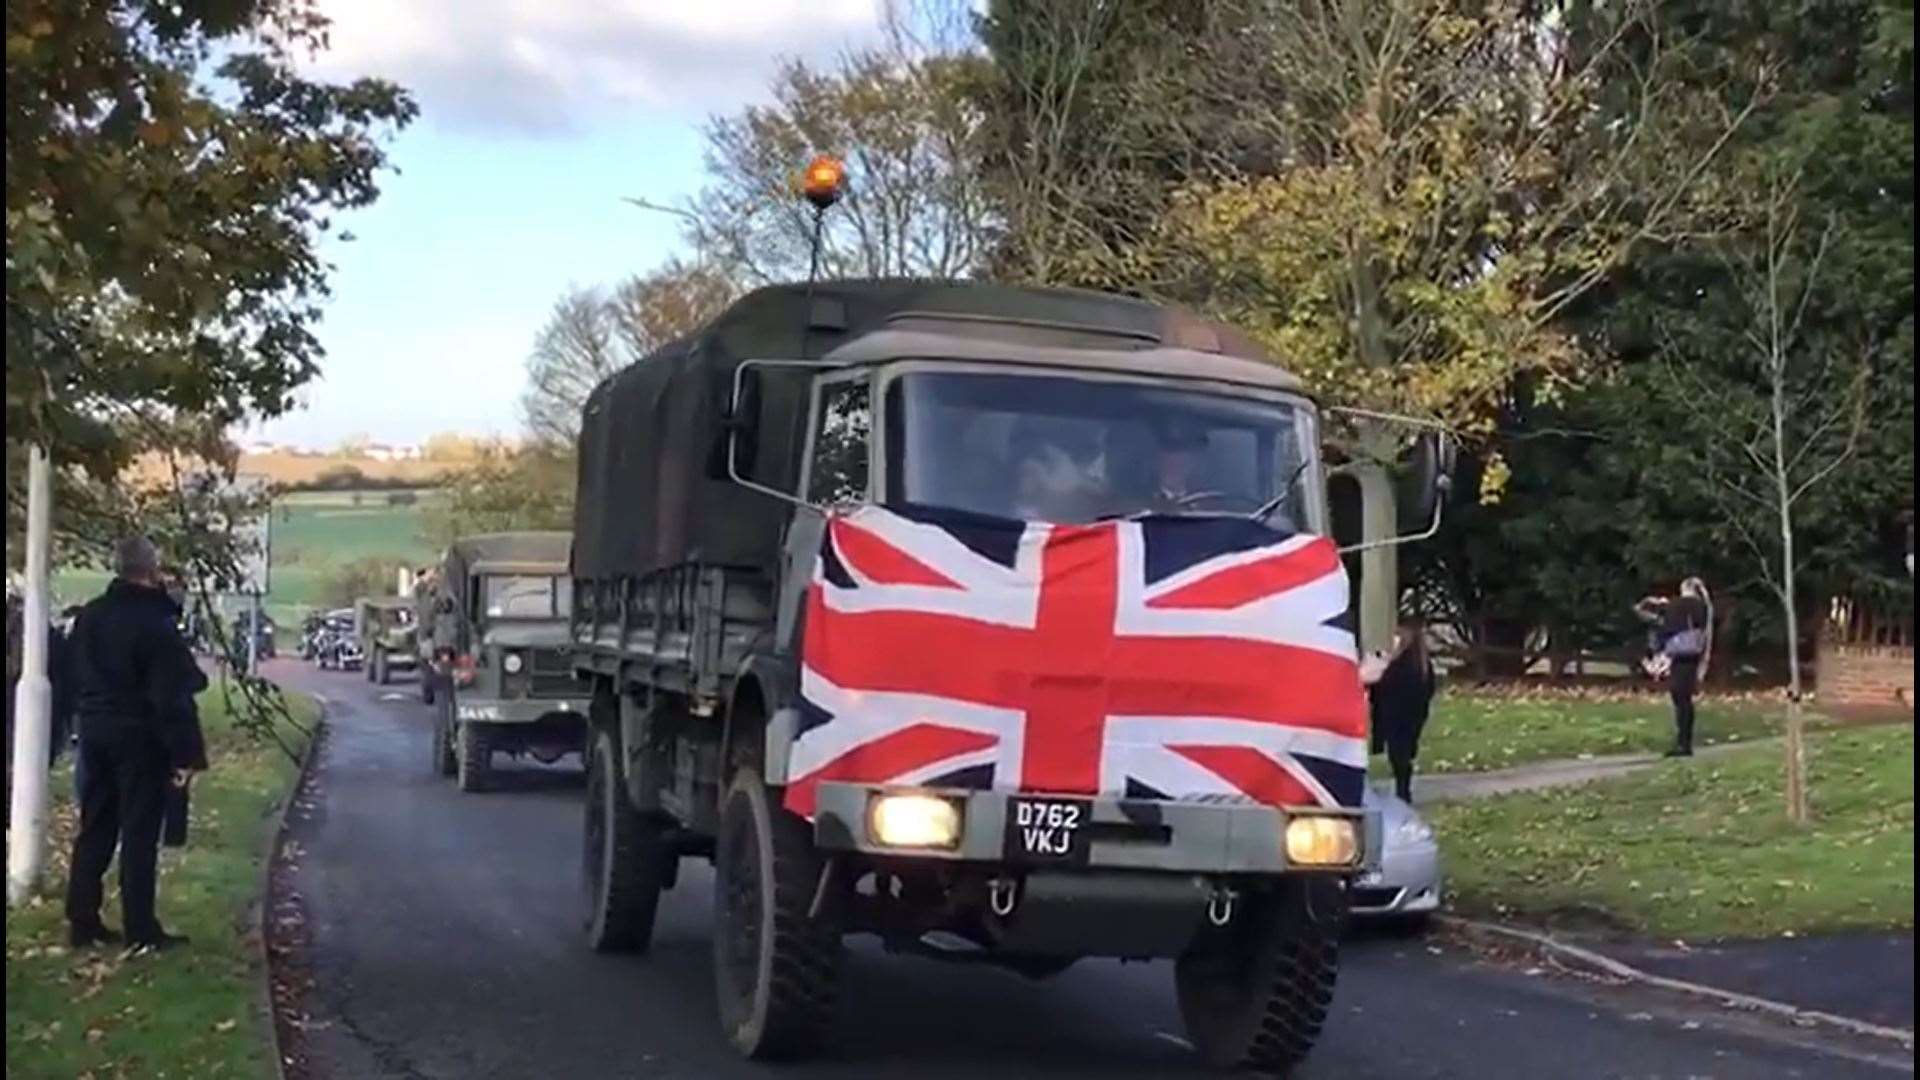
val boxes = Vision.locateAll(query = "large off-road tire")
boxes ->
[712,767,840,1061]
[456,720,491,792]
[1175,876,1344,1075]
[431,695,456,777]
[582,728,672,953]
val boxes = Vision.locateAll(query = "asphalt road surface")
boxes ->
[273,660,1910,1080]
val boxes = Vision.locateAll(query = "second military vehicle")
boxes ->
[428,532,590,792]
[569,280,1448,1071]
[356,597,418,685]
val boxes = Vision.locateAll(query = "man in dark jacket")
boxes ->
[63,536,209,951]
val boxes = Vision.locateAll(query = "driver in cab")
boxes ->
[1142,420,1212,514]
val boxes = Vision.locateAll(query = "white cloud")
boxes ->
[305,0,886,136]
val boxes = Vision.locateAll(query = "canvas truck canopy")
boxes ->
[571,279,1304,580]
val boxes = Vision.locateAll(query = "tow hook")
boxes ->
[988,876,1019,918]
[1207,885,1238,927]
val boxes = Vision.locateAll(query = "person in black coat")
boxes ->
[1635,576,1713,757]
[1366,617,1437,802]
[63,536,209,951]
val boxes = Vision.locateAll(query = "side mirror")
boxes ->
[1401,431,1457,533]
[720,358,844,508]
[710,365,764,483]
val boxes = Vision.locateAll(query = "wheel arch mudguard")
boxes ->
[722,653,800,784]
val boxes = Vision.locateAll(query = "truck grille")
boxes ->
[529,649,586,698]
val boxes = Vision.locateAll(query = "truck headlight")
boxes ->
[867,793,962,850]
[502,652,524,674]
[1285,815,1358,867]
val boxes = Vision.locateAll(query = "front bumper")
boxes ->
[453,697,591,725]
[811,782,1382,875]
[1349,840,1442,916]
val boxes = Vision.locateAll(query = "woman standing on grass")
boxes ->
[1365,617,1437,802]
[1636,577,1714,757]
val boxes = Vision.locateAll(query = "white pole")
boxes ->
[8,445,55,907]
[248,590,262,675]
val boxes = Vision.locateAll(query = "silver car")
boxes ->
[1350,785,1442,922]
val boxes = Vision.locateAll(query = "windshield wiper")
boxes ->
[1248,460,1314,524]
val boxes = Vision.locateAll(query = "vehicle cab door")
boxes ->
[775,369,877,649]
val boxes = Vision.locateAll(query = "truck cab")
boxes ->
[571,282,1439,1072]
[430,532,591,792]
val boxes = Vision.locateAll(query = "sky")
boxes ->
[248,0,890,450]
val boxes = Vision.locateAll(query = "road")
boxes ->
[271,660,1910,1080]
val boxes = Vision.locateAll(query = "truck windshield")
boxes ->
[483,575,570,619]
[886,370,1323,531]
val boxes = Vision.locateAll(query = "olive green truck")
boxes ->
[565,281,1449,1071]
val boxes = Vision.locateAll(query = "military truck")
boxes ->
[355,597,418,685]
[568,281,1451,1070]
[428,532,590,792]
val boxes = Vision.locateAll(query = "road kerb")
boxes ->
[1438,914,1916,1048]
[257,698,328,1080]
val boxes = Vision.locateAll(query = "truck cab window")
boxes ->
[807,379,872,506]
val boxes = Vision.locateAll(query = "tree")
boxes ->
[422,444,574,546]
[519,262,737,447]
[422,432,487,463]
[1660,170,1873,823]
[1035,0,1765,650]
[972,0,1285,284]
[609,260,738,362]
[520,286,621,447]
[321,556,408,609]
[641,35,996,283]
[6,0,416,484]
[1400,0,1914,679]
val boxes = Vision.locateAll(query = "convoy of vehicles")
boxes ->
[275,273,1447,1072]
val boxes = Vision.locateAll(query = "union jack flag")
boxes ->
[782,505,1368,819]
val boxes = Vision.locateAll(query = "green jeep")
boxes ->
[356,597,419,686]
[427,532,589,792]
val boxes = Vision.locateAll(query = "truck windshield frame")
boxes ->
[833,361,1326,534]
[482,574,571,620]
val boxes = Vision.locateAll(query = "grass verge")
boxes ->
[1402,690,1820,774]
[1430,723,1915,940]
[4,686,316,1080]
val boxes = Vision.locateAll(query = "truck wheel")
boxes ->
[456,721,491,792]
[374,649,390,685]
[712,767,840,1061]
[431,697,456,777]
[1175,876,1344,1074]
[583,729,671,953]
